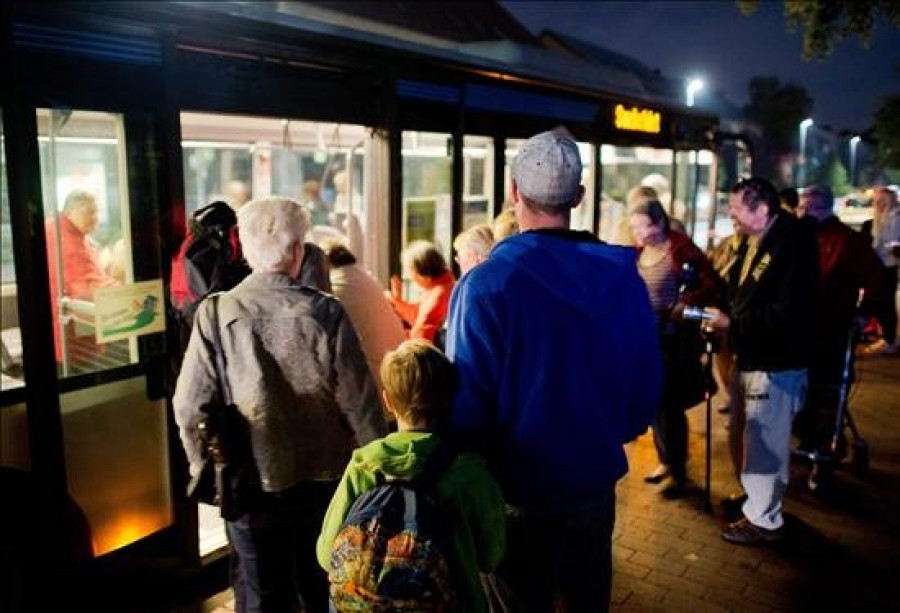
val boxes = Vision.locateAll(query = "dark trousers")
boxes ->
[652,406,688,481]
[498,493,615,613]
[226,480,336,613]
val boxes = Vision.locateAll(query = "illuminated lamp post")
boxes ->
[849,135,861,187]
[799,118,813,187]
[686,78,704,108]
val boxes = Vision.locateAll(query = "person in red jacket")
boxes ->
[387,240,455,344]
[795,185,885,453]
[45,189,120,366]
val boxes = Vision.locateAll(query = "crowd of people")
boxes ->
[163,128,899,612]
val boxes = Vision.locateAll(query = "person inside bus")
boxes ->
[629,199,724,498]
[491,207,519,242]
[453,223,494,275]
[387,240,455,343]
[45,189,121,364]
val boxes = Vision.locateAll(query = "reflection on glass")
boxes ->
[1,113,26,392]
[600,146,674,244]
[675,150,713,246]
[37,109,136,378]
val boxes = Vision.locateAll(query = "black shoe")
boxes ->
[721,517,785,545]
[661,479,689,500]
[721,493,747,516]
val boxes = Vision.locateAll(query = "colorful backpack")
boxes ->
[329,443,459,612]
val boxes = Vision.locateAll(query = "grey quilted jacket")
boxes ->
[174,272,388,492]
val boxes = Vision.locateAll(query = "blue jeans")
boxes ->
[498,493,615,613]
[226,481,335,613]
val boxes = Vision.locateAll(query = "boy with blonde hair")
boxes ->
[317,339,506,611]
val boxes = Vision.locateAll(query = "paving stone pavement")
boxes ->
[611,353,900,612]
[198,354,900,613]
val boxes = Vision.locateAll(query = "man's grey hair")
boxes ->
[453,224,495,259]
[238,196,309,272]
[63,189,96,213]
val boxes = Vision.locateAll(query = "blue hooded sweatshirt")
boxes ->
[446,230,662,508]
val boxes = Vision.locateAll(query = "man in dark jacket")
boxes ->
[446,129,662,610]
[704,177,818,545]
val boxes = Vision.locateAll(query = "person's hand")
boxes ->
[703,307,730,333]
[389,275,402,300]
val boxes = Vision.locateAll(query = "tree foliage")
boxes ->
[872,95,900,169]
[744,76,813,153]
[738,0,900,60]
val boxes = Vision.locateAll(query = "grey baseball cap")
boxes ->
[512,129,582,207]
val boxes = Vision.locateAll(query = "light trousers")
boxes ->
[729,369,807,530]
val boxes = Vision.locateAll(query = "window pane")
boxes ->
[181,113,373,271]
[37,109,137,378]
[1,112,26,392]
[462,135,493,231]
[600,146,674,245]
[401,130,453,259]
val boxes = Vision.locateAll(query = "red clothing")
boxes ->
[45,216,119,361]
[810,216,885,381]
[391,270,456,342]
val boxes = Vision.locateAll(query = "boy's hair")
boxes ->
[380,339,455,427]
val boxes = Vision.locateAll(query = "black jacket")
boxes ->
[727,213,818,372]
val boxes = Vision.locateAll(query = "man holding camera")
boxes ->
[704,177,818,545]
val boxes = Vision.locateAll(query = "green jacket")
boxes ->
[316,431,506,612]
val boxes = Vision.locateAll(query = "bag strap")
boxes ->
[209,294,234,406]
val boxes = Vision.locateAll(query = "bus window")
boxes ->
[600,145,674,245]
[462,135,494,231]
[181,113,374,273]
[37,109,136,378]
[675,150,714,245]
[401,131,453,284]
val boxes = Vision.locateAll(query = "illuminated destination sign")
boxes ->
[614,104,662,134]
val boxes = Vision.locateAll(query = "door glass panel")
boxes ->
[60,376,172,556]
[36,109,171,556]
[1,110,30,470]
[600,145,674,245]
[462,135,493,230]
[37,109,136,378]
[1,112,26,393]
[675,150,714,246]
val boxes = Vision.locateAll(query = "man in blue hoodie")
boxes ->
[446,129,662,612]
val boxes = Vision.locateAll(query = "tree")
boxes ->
[871,95,900,170]
[738,0,900,60]
[743,76,813,183]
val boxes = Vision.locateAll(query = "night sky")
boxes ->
[501,1,899,134]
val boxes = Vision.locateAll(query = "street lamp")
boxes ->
[686,78,704,108]
[849,135,861,187]
[799,118,814,187]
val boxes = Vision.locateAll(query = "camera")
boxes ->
[682,305,713,322]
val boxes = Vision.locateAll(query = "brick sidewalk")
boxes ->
[611,353,900,612]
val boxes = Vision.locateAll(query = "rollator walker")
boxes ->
[792,319,870,491]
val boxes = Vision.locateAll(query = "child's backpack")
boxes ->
[329,442,459,612]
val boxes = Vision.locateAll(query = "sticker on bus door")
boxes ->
[94,279,166,343]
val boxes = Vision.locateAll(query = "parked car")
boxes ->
[835,190,874,229]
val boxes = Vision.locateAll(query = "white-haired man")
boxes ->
[452,223,494,275]
[446,129,662,611]
[174,197,387,612]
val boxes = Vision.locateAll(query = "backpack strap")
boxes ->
[208,294,234,406]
